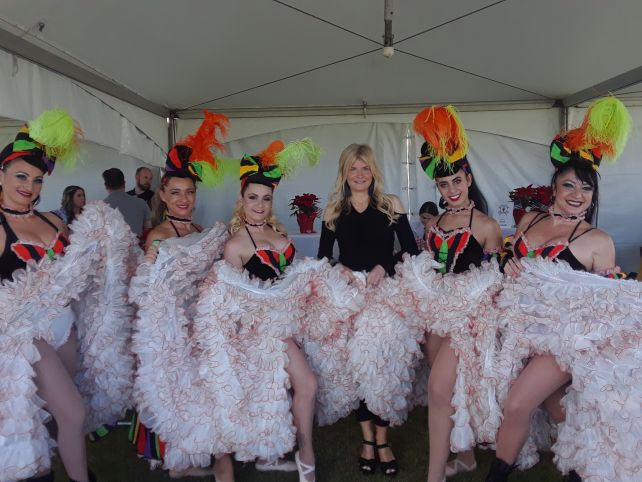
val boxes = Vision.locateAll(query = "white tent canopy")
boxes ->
[1,1,642,270]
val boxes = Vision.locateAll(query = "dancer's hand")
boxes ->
[366,265,386,287]
[338,264,356,284]
[144,240,160,264]
[504,256,524,277]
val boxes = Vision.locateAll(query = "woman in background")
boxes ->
[53,185,85,225]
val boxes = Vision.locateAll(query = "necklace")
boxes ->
[245,220,266,228]
[1,204,34,218]
[445,201,474,214]
[548,207,586,224]
[166,214,193,224]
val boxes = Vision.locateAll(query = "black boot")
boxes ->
[563,470,582,482]
[485,457,515,482]
[26,474,54,482]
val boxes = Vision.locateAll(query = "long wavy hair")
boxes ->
[228,181,287,236]
[324,144,397,231]
[60,185,84,224]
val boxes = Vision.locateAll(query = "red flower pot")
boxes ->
[296,212,317,233]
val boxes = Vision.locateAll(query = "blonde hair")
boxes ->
[228,186,287,236]
[324,144,397,231]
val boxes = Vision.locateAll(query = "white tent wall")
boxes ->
[0,124,160,211]
[178,107,641,272]
[0,48,167,166]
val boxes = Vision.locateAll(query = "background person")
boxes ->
[127,166,154,208]
[52,185,85,225]
[102,167,151,239]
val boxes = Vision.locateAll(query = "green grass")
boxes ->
[53,408,561,481]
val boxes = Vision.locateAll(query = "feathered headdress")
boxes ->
[550,96,631,170]
[240,138,321,189]
[412,105,469,179]
[0,109,82,175]
[164,110,229,186]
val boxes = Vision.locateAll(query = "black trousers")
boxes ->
[355,400,389,427]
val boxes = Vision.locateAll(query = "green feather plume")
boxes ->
[28,109,81,168]
[275,138,322,177]
[195,157,240,187]
[583,97,632,160]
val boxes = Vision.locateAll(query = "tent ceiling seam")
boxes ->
[395,0,509,45]
[70,80,167,156]
[0,22,169,117]
[397,49,552,100]
[271,0,381,46]
[179,48,380,111]
[181,0,545,111]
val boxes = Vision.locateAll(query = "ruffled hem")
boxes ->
[369,252,503,443]
[0,201,140,481]
[131,224,232,470]
[493,258,642,478]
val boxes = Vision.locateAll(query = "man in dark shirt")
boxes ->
[126,166,154,207]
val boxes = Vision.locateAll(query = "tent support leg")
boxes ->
[168,111,178,149]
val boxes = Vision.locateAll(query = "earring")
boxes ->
[438,196,447,210]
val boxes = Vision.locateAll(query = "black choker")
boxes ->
[1,204,33,217]
[245,220,266,228]
[167,215,193,224]
[548,207,586,223]
[445,201,474,214]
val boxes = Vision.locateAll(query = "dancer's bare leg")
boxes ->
[426,338,457,482]
[495,355,571,464]
[213,453,234,482]
[542,384,568,424]
[424,332,443,368]
[33,338,88,482]
[56,327,78,376]
[285,338,317,480]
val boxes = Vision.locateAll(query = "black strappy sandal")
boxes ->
[376,443,399,478]
[358,440,378,475]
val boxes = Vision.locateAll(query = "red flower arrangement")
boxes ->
[290,193,322,233]
[509,184,552,224]
[289,193,321,216]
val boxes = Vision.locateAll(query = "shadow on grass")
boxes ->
[52,408,561,481]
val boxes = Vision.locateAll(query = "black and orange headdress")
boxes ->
[164,111,229,186]
[412,105,469,180]
[239,138,321,190]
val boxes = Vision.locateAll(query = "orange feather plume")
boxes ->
[257,139,285,166]
[181,110,229,169]
[412,105,468,161]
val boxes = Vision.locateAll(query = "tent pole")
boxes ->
[553,99,568,132]
[168,111,178,148]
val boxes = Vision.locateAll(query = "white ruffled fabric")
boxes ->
[379,252,503,447]
[130,224,230,471]
[492,258,642,480]
[0,201,139,482]
[192,257,329,463]
[298,261,364,426]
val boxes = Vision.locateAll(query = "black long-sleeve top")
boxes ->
[317,205,419,276]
